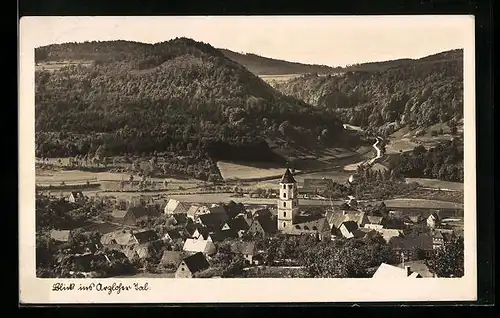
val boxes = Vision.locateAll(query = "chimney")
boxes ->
[405,265,412,277]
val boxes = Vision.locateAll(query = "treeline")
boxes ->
[35,38,345,162]
[275,49,463,134]
[390,140,464,182]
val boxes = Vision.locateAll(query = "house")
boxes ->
[427,212,440,228]
[168,213,189,226]
[100,230,137,248]
[286,216,331,241]
[186,205,207,221]
[197,212,228,230]
[221,216,250,238]
[372,263,422,279]
[133,229,158,245]
[68,191,85,203]
[364,216,385,230]
[209,229,238,242]
[164,229,183,242]
[326,210,369,235]
[182,238,216,256]
[161,250,183,268]
[389,233,434,262]
[111,205,149,226]
[231,241,257,265]
[164,199,189,216]
[247,214,277,238]
[394,260,436,278]
[223,201,246,219]
[378,228,404,243]
[50,229,72,243]
[339,221,359,238]
[192,227,211,240]
[175,252,210,278]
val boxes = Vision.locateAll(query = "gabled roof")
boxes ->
[161,250,183,266]
[170,213,188,224]
[183,238,216,255]
[111,210,129,219]
[293,217,330,233]
[225,217,250,232]
[193,227,211,240]
[181,252,210,273]
[133,230,158,244]
[186,205,200,218]
[198,213,228,228]
[208,205,227,215]
[50,229,71,242]
[252,214,277,235]
[280,168,296,184]
[165,199,187,214]
[341,220,358,233]
[379,229,403,243]
[394,260,434,278]
[70,191,84,198]
[165,229,183,240]
[372,263,422,279]
[389,233,433,251]
[367,216,384,225]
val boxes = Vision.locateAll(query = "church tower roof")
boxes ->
[280,168,296,184]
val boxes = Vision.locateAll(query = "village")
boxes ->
[36,168,462,279]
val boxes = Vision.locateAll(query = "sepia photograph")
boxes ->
[19,15,476,303]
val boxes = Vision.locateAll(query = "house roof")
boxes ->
[395,260,434,278]
[183,239,216,255]
[252,214,277,234]
[341,220,359,233]
[186,205,200,218]
[161,250,183,266]
[194,227,210,240]
[50,229,71,242]
[181,252,210,273]
[133,230,158,244]
[367,216,384,225]
[208,205,227,215]
[223,201,245,219]
[165,199,187,214]
[379,229,403,243]
[280,168,296,184]
[326,210,366,229]
[165,230,183,240]
[372,263,422,279]
[171,213,188,224]
[198,212,228,228]
[111,210,129,219]
[231,241,256,255]
[70,191,84,198]
[389,233,433,251]
[225,217,250,232]
[293,217,330,233]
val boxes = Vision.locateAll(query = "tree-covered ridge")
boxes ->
[35,38,345,160]
[219,49,338,75]
[274,49,463,133]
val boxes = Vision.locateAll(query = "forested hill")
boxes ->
[220,49,338,75]
[274,49,464,135]
[35,38,346,162]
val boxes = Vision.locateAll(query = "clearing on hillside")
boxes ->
[217,161,292,181]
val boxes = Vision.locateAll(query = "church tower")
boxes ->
[277,168,299,231]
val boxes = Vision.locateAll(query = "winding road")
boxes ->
[348,136,383,183]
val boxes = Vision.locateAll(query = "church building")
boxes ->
[277,169,331,240]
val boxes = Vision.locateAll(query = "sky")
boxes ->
[21,16,473,67]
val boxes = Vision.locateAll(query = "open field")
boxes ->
[35,60,93,72]
[259,74,302,85]
[406,178,464,191]
[370,198,464,210]
[217,161,293,181]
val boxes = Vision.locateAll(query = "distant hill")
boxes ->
[274,49,464,135]
[220,49,339,75]
[35,38,352,174]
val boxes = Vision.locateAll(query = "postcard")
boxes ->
[19,15,476,304]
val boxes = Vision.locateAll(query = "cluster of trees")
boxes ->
[425,235,464,278]
[390,141,464,182]
[35,194,109,231]
[275,49,463,134]
[301,235,394,278]
[35,38,345,164]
